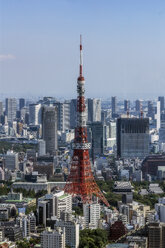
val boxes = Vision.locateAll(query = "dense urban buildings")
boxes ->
[0,40,165,248]
[1,90,165,247]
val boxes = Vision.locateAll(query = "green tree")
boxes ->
[79,229,108,248]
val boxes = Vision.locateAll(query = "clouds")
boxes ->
[0,54,16,61]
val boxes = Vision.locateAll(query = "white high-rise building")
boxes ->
[55,101,70,131]
[55,191,72,218]
[38,191,72,226]
[88,98,101,123]
[5,98,17,123]
[41,227,65,248]
[83,203,100,229]
[29,103,42,125]
[55,212,79,248]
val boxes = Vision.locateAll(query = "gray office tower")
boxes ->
[0,102,3,123]
[135,99,141,112]
[5,98,17,123]
[19,98,25,110]
[88,98,101,123]
[89,122,104,159]
[111,96,117,118]
[70,99,77,129]
[42,106,58,155]
[159,113,165,143]
[54,101,70,131]
[148,101,154,118]
[117,117,149,158]
[124,100,130,112]
[158,96,164,112]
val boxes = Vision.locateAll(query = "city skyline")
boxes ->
[1,0,165,98]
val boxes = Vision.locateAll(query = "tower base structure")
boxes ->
[64,149,110,207]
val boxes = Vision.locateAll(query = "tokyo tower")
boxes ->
[64,36,109,207]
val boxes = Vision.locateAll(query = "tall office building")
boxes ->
[88,98,101,123]
[19,98,25,110]
[158,96,164,112]
[0,102,3,117]
[0,102,3,124]
[111,96,117,117]
[135,99,141,112]
[5,98,17,123]
[159,114,165,144]
[42,106,58,155]
[29,103,42,125]
[70,99,77,129]
[55,101,70,131]
[83,203,100,229]
[124,100,130,112]
[117,117,149,158]
[156,101,161,131]
[148,100,154,118]
[148,222,165,248]
[41,227,65,248]
[106,121,116,148]
[20,107,29,123]
[89,121,105,158]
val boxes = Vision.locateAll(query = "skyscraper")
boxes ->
[156,101,161,131]
[89,121,104,158]
[70,99,77,129]
[5,98,17,123]
[19,98,25,110]
[124,100,130,112]
[148,100,154,119]
[158,96,164,112]
[0,102,3,117]
[135,99,141,112]
[54,101,70,131]
[88,98,101,123]
[0,102,3,124]
[42,106,58,155]
[29,103,42,125]
[111,96,117,117]
[117,117,149,158]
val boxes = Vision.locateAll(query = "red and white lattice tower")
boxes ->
[64,36,109,207]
